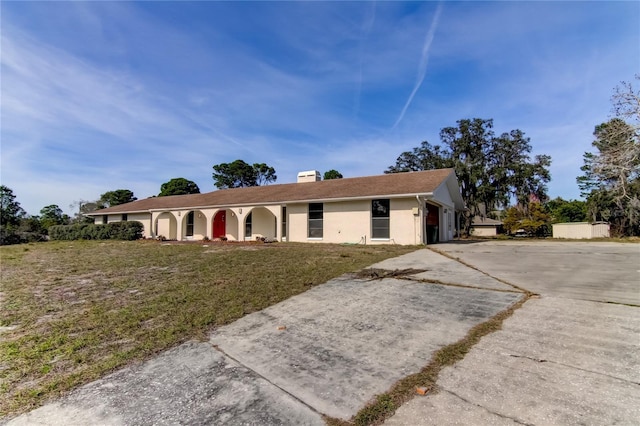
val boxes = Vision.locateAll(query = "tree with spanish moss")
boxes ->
[387,118,551,235]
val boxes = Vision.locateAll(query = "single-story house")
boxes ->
[470,216,503,237]
[552,222,610,239]
[86,168,465,245]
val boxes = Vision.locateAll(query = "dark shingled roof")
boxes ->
[89,169,456,215]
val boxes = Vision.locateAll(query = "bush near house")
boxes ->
[503,202,552,237]
[49,222,143,241]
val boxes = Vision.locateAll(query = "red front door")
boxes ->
[213,211,226,238]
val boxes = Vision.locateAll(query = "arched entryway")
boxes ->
[155,212,177,240]
[181,210,207,240]
[244,207,277,240]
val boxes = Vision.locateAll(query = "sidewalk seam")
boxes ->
[208,343,328,419]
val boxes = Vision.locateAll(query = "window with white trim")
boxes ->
[372,199,390,239]
[282,207,287,238]
[308,203,323,238]
[245,212,252,237]
[186,211,194,236]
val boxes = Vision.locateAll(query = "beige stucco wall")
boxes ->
[156,212,177,240]
[471,226,498,237]
[287,203,309,242]
[97,213,152,237]
[286,198,422,245]
[249,207,277,240]
[188,211,207,240]
[390,198,422,245]
[552,222,610,239]
[127,213,152,238]
[225,209,240,241]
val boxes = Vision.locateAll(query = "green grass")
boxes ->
[0,240,416,418]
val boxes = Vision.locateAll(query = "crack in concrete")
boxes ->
[439,386,534,425]
[507,353,640,386]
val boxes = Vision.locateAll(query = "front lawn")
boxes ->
[0,240,416,418]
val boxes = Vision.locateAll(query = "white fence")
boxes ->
[552,222,610,239]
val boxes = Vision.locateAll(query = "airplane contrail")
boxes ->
[393,2,443,129]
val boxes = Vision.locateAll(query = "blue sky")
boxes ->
[2,1,638,216]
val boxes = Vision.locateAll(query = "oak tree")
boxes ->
[387,118,551,235]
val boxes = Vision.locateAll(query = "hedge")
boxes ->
[49,221,144,241]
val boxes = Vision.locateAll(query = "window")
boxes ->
[186,211,194,236]
[308,203,323,238]
[122,214,128,222]
[282,207,287,238]
[245,212,252,237]
[372,199,390,239]
[103,215,108,224]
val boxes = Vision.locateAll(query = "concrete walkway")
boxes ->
[385,241,640,425]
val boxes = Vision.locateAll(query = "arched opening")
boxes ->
[155,212,177,240]
[245,207,277,240]
[181,210,207,240]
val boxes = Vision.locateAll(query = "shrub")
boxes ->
[49,222,143,241]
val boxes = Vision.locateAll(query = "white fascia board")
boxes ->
[85,210,150,216]
[147,192,435,212]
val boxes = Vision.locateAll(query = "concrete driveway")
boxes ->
[5,241,638,425]
[386,241,640,425]
[5,249,524,425]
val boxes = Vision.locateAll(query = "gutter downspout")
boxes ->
[416,195,426,245]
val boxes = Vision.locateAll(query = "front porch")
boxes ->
[151,205,285,242]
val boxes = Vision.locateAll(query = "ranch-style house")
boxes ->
[87,168,465,245]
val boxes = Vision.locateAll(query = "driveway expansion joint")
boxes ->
[439,386,534,426]
[427,247,533,294]
[208,342,326,418]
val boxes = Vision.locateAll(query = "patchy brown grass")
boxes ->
[0,240,416,418]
